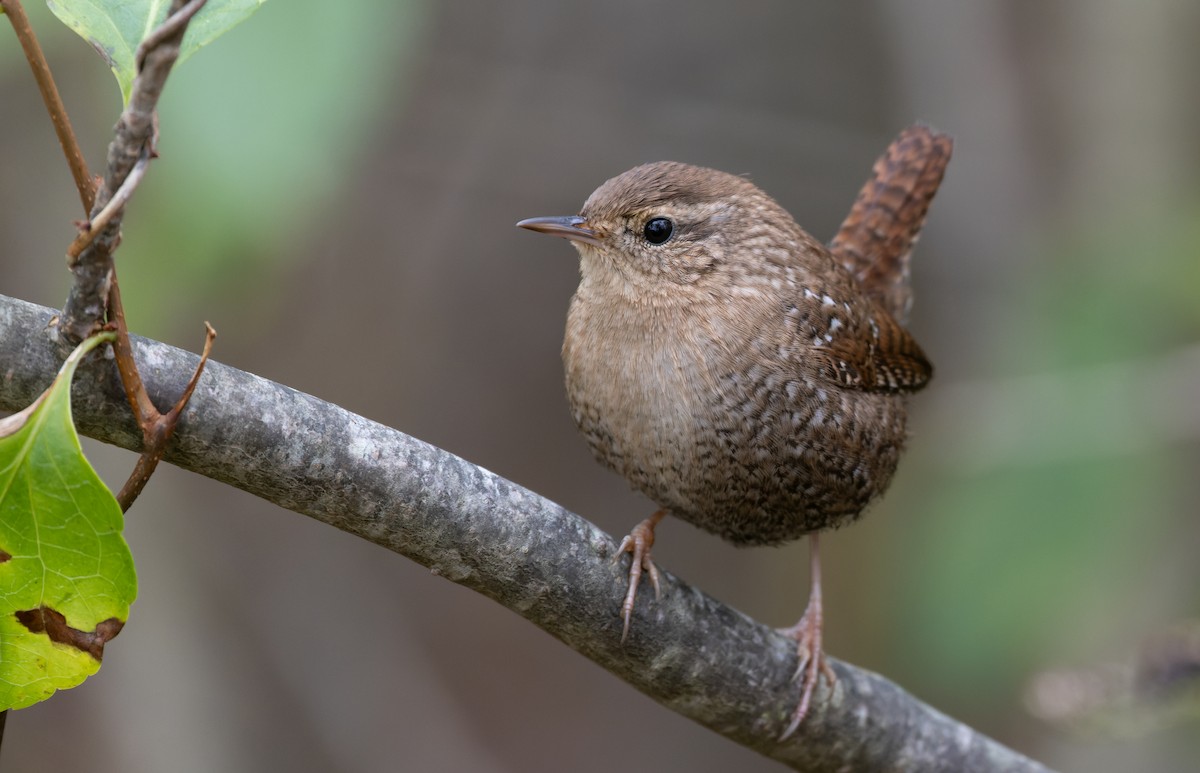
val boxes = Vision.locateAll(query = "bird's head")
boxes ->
[518,161,803,300]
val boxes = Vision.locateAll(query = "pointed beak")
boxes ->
[516,215,603,247]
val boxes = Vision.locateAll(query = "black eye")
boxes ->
[643,217,674,245]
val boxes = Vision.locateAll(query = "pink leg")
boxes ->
[779,533,838,739]
[614,509,666,642]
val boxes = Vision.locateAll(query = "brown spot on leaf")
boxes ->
[15,606,124,662]
[0,548,10,563]
[86,38,118,70]
[0,393,45,438]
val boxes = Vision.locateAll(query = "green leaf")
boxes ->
[0,331,137,711]
[46,0,268,104]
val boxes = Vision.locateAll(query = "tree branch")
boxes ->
[0,293,1053,772]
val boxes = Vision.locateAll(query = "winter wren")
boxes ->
[518,125,951,737]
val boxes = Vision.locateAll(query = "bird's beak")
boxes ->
[516,215,603,247]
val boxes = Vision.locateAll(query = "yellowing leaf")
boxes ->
[0,331,136,710]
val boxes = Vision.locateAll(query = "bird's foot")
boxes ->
[614,509,666,642]
[778,589,837,739]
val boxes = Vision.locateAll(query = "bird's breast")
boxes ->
[562,292,719,509]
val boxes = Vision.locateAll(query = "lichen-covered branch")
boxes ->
[0,293,1053,772]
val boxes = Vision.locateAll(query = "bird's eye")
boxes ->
[642,217,674,245]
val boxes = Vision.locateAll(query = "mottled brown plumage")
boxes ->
[518,125,951,738]
[831,125,953,325]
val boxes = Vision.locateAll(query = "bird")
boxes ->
[517,125,952,738]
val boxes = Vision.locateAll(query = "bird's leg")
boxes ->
[614,509,666,642]
[778,533,838,739]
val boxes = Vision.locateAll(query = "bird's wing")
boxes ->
[814,304,933,393]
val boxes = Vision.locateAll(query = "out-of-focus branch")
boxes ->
[1,0,94,212]
[0,293,1054,773]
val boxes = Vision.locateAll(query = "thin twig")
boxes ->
[105,279,153,426]
[58,0,207,344]
[40,0,214,509]
[66,152,150,264]
[1,0,94,212]
[114,315,216,511]
[107,276,218,512]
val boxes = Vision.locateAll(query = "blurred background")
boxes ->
[2,0,1199,770]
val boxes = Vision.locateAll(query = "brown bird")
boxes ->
[518,125,951,737]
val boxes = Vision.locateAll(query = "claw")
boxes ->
[614,509,666,642]
[780,604,835,739]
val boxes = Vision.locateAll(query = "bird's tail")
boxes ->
[829,125,953,326]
